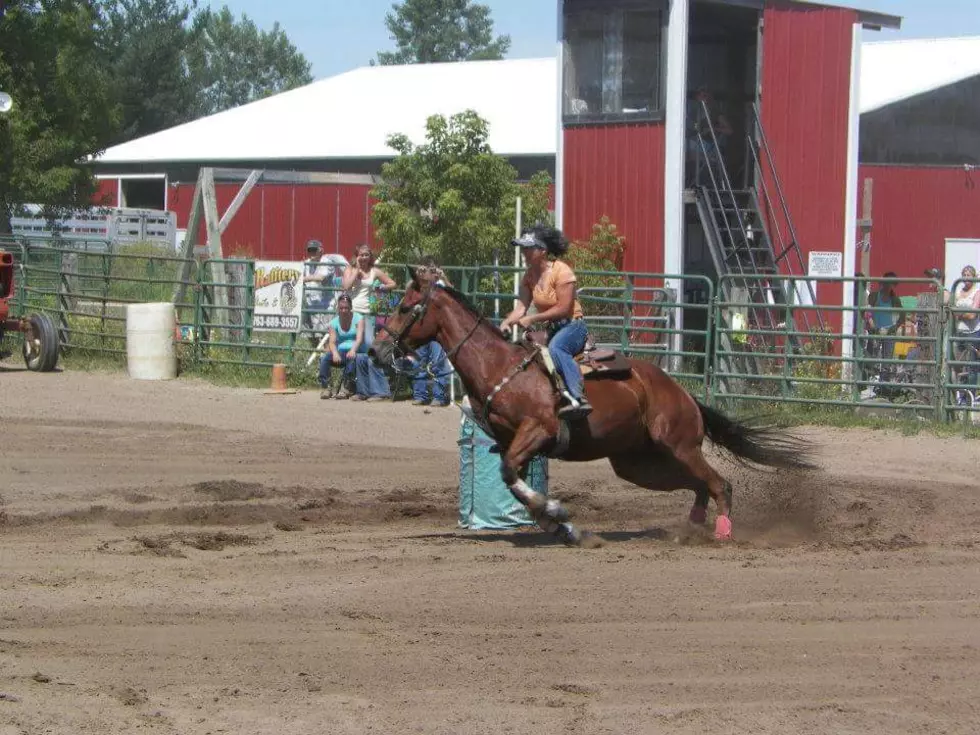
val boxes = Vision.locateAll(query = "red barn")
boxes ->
[557,0,903,330]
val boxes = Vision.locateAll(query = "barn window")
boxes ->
[563,0,667,124]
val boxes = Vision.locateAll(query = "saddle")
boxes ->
[525,330,631,380]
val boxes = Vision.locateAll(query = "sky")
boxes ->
[203,0,980,80]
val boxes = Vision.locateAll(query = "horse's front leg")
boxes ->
[501,418,587,547]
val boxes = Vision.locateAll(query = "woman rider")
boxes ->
[500,225,592,420]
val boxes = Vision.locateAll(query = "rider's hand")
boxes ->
[517,315,535,330]
[499,321,512,336]
[346,348,358,361]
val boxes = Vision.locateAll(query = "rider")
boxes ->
[500,224,592,420]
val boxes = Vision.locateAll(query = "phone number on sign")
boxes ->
[254,314,300,331]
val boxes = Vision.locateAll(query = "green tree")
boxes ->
[0,0,120,232]
[372,110,551,268]
[376,0,510,65]
[101,0,196,141]
[185,5,313,117]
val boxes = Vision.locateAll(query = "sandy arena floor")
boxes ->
[1,365,978,734]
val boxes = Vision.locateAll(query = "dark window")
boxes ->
[563,0,667,124]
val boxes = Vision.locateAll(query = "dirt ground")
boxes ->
[1,364,979,735]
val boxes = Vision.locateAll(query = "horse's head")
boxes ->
[368,266,443,367]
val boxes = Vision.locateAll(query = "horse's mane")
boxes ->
[433,282,513,343]
[435,282,483,320]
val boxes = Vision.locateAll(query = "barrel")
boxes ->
[457,415,548,530]
[126,303,177,380]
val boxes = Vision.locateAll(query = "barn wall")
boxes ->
[93,178,119,208]
[857,164,980,280]
[759,2,857,324]
[167,183,375,261]
[562,122,667,273]
[760,3,856,255]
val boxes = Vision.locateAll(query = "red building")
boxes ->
[557,0,903,328]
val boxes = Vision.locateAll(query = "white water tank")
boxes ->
[126,303,176,380]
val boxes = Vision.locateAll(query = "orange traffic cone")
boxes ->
[264,362,297,395]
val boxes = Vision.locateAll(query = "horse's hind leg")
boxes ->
[689,488,710,526]
[675,447,734,540]
[610,447,734,540]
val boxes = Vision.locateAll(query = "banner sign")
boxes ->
[253,261,305,332]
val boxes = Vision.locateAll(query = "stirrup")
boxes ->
[558,393,592,421]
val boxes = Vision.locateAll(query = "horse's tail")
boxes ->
[695,400,816,471]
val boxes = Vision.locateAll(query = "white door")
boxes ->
[945,239,980,290]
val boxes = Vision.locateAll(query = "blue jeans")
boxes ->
[318,353,357,389]
[548,319,588,401]
[357,314,376,348]
[412,342,449,403]
[355,353,390,398]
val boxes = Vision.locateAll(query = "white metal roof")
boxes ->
[860,36,980,114]
[95,57,557,164]
[95,37,980,166]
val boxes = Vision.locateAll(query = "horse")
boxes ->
[369,267,814,547]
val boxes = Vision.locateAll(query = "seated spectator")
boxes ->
[410,343,451,407]
[319,293,364,400]
[352,353,392,402]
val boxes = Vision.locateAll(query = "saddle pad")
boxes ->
[578,351,632,379]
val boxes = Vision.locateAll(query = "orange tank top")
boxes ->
[523,260,584,320]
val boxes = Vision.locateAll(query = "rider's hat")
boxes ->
[511,230,547,250]
[305,239,323,252]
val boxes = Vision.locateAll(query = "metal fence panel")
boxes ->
[712,274,945,419]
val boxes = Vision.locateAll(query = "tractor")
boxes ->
[0,246,59,371]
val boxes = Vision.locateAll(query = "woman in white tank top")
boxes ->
[341,243,396,347]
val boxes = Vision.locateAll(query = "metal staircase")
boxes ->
[691,99,823,389]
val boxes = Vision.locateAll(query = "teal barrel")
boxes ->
[457,416,548,529]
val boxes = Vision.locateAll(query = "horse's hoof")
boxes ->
[689,506,708,525]
[714,515,733,541]
[545,499,569,523]
[556,522,583,547]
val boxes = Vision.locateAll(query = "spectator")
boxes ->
[302,239,333,347]
[341,243,397,348]
[352,353,393,402]
[319,293,364,400]
[342,243,397,402]
[862,272,905,383]
[410,256,451,407]
[924,267,949,305]
[952,265,980,386]
[687,87,733,186]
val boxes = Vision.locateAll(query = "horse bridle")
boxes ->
[378,280,482,364]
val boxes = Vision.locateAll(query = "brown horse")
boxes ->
[369,268,813,546]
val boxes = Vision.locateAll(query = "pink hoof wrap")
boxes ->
[689,506,707,525]
[714,515,733,541]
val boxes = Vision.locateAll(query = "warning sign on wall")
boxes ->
[808,251,843,278]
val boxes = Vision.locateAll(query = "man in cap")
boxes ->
[924,267,949,305]
[302,239,333,346]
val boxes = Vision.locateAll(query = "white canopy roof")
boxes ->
[95,58,557,164]
[94,37,980,166]
[860,36,980,114]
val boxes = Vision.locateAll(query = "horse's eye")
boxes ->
[399,302,415,314]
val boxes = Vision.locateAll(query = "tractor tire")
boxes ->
[23,312,60,372]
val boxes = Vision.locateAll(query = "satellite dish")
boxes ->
[0,92,12,113]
